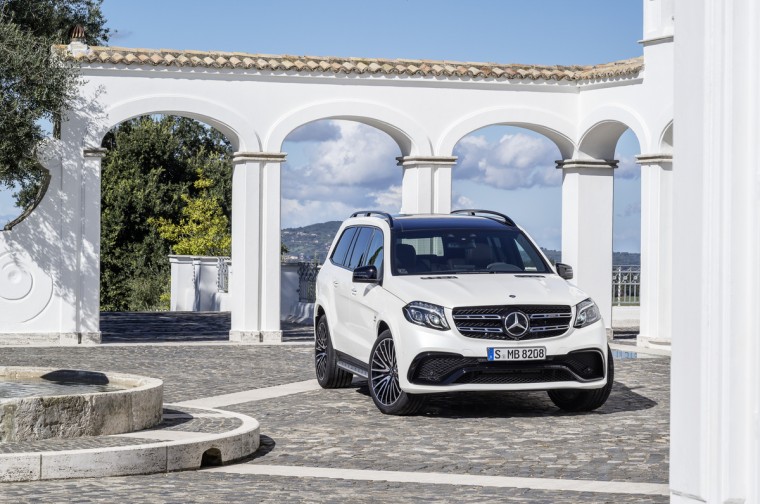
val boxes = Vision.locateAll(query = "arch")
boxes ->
[577,105,649,160]
[436,107,576,160]
[265,100,432,156]
[86,94,260,152]
[659,120,673,154]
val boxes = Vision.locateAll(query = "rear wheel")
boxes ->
[368,330,425,415]
[547,347,614,412]
[314,316,353,388]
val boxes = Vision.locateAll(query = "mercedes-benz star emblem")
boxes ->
[504,311,530,339]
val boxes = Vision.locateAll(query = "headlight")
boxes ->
[403,301,450,331]
[574,298,601,328]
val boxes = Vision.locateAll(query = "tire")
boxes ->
[547,347,614,412]
[314,316,353,388]
[368,330,425,415]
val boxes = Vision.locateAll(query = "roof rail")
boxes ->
[451,209,516,227]
[349,210,394,227]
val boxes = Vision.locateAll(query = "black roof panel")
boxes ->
[392,214,515,231]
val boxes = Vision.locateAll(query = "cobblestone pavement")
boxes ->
[0,315,669,502]
[0,344,315,402]
[0,472,666,503]
[228,357,669,485]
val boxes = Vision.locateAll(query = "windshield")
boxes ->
[391,227,551,275]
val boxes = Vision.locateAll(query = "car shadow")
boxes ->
[353,380,657,418]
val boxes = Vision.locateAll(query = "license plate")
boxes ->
[487,347,546,361]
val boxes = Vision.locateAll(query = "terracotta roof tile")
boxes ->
[57,45,643,82]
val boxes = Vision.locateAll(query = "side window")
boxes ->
[346,227,374,270]
[363,229,384,271]
[330,227,357,267]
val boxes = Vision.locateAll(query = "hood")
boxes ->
[385,273,589,309]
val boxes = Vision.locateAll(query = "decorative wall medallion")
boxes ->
[0,252,54,324]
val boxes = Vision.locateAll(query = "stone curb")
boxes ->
[0,405,259,482]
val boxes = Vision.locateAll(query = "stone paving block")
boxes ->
[40,445,167,480]
[0,452,40,482]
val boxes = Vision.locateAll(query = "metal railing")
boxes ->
[217,257,231,293]
[612,265,640,306]
[213,258,640,307]
[297,262,320,303]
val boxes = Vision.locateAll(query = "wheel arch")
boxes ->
[377,320,390,338]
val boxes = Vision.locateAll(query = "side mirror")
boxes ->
[556,262,573,280]
[353,265,379,283]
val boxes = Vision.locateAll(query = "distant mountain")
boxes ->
[281,221,342,262]
[540,248,640,266]
[282,221,640,266]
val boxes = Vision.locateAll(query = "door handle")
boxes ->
[351,288,357,296]
[333,280,339,287]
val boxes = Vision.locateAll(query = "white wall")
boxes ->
[670,0,760,501]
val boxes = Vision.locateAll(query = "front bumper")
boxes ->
[408,348,605,386]
[394,319,609,394]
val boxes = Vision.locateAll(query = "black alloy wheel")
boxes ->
[368,330,425,415]
[314,316,352,388]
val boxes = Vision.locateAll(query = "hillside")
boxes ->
[281,221,342,262]
[281,221,640,266]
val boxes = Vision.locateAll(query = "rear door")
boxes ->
[320,226,357,351]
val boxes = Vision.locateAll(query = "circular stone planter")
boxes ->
[0,367,163,442]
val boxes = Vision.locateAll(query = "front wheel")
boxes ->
[314,316,353,388]
[368,330,425,415]
[547,347,614,412]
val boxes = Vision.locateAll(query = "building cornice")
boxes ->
[397,156,458,167]
[556,159,618,170]
[232,152,287,164]
[638,35,674,47]
[56,45,643,83]
[636,154,673,165]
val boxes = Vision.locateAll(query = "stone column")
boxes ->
[76,147,107,345]
[636,154,672,348]
[397,156,457,214]
[229,152,286,344]
[557,159,616,333]
[672,0,760,501]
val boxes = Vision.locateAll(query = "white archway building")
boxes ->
[0,2,675,348]
[5,0,760,500]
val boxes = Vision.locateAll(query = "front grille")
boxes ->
[452,305,572,340]
[408,350,604,386]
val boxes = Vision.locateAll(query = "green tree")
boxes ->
[151,170,232,257]
[100,116,232,311]
[0,0,109,206]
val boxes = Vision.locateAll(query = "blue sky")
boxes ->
[1,0,644,252]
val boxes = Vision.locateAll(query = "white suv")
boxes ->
[314,210,612,415]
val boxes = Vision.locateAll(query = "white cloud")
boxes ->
[368,185,402,209]
[453,132,561,190]
[281,120,403,227]
[281,198,356,228]
[615,155,640,179]
[454,194,474,209]
[618,201,641,218]
[286,121,341,142]
[305,122,399,186]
